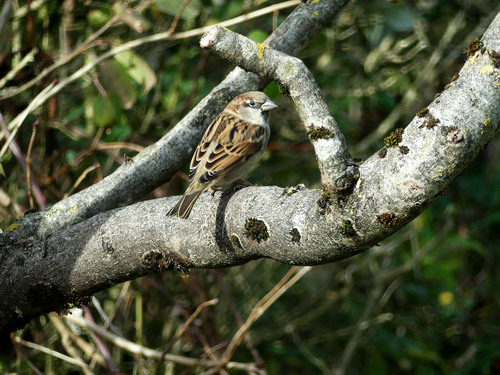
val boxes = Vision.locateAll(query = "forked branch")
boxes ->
[201,25,359,193]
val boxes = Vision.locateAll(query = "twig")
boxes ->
[307,313,394,346]
[95,142,144,153]
[287,326,330,374]
[0,113,46,208]
[48,313,99,375]
[48,312,107,367]
[92,296,124,337]
[22,358,44,375]
[0,48,39,89]
[204,266,312,374]
[0,1,301,157]
[333,268,402,374]
[332,283,382,375]
[181,342,231,375]
[0,0,299,101]
[63,163,100,199]
[212,269,264,366]
[2,0,300,101]
[0,16,119,100]
[167,0,193,35]
[38,127,107,187]
[0,81,55,158]
[64,314,261,372]
[379,220,454,282]
[171,0,301,40]
[26,120,39,210]
[14,336,92,370]
[83,307,119,373]
[0,34,165,157]
[155,298,219,375]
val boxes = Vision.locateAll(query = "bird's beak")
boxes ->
[261,98,278,112]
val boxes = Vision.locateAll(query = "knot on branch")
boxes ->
[244,218,269,242]
[142,250,191,275]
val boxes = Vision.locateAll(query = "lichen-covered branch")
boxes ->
[345,18,500,243]
[200,25,358,193]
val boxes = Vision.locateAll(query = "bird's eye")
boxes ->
[248,100,256,107]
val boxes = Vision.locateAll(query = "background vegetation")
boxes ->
[1,0,499,373]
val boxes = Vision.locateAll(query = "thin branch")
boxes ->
[64,314,262,372]
[171,0,301,40]
[0,81,54,158]
[0,113,45,208]
[26,121,39,210]
[63,163,100,199]
[0,0,300,103]
[48,312,107,367]
[48,314,97,375]
[22,359,44,375]
[0,48,39,89]
[333,283,382,375]
[0,17,119,100]
[83,307,120,373]
[205,266,312,374]
[167,0,194,35]
[155,298,219,375]
[13,336,92,370]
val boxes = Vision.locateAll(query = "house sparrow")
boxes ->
[167,91,277,219]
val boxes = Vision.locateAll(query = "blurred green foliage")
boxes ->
[1,0,499,374]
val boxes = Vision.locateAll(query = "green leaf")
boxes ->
[102,121,132,142]
[154,0,201,20]
[248,30,269,43]
[112,2,150,32]
[114,51,156,94]
[87,8,111,29]
[63,105,85,123]
[92,93,121,127]
[99,59,137,109]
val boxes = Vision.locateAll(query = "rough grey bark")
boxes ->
[1,8,499,338]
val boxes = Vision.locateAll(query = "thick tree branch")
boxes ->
[200,25,359,193]
[2,8,499,339]
[10,0,350,241]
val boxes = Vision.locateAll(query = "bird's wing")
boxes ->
[189,112,267,185]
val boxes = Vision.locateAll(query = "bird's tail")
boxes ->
[166,190,203,219]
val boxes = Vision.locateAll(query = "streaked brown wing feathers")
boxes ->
[188,112,231,180]
[203,120,265,175]
[188,112,266,185]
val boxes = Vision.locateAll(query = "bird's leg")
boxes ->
[209,186,223,196]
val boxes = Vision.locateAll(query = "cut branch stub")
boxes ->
[200,25,359,194]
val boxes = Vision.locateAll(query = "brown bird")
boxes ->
[167,91,277,219]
